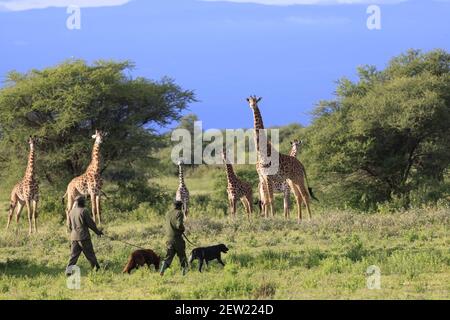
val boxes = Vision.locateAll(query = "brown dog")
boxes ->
[122,249,160,274]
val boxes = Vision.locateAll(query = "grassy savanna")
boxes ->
[0,199,449,299]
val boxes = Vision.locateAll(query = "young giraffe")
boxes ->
[222,151,253,219]
[247,96,312,223]
[6,136,39,235]
[63,130,106,226]
[257,140,301,218]
[290,139,318,203]
[175,160,190,219]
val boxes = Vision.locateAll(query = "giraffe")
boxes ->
[176,160,190,219]
[6,136,39,235]
[63,130,106,226]
[222,151,253,219]
[247,96,312,223]
[290,139,319,202]
[257,140,301,218]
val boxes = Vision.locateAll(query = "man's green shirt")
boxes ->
[165,209,185,242]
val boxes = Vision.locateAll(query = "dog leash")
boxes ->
[182,233,197,246]
[102,234,147,250]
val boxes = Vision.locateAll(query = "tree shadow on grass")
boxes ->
[0,258,63,278]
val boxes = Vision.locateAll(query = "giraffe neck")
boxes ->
[225,163,237,183]
[290,145,298,157]
[87,142,101,174]
[178,164,186,186]
[251,105,274,159]
[24,145,35,180]
[252,105,265,130]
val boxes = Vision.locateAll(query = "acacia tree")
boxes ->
[0,60,195,209]
[304,49,450,210]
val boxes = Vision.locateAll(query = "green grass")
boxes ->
[0,207,449,300]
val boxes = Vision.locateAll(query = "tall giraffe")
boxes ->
[247,96,312,223]
[222,151,253,219]
[63,130,106,226]
[257,140,301,218]
[6,136,39,234]
[175,160,190,219]
[245,96,275,218]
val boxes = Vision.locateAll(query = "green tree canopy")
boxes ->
[0,60,195,195]
[305,49,450,210]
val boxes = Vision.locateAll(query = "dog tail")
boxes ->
[122,255,135,274]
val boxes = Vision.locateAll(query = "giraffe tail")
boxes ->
[61,192,67,205]
[304,171,319,202]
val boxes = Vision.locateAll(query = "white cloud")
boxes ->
[202,0,408,5]
[0,0,131,11]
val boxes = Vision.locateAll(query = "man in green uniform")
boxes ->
[65,196,103,275]
[160,200,188,276]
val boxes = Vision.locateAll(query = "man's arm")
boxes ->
[82,210,103,236]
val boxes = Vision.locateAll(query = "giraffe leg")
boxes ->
[258,182,265,217]
[288,180,302,224]
[283,188,290,219]
[13,201,24,234]
[247,193,253,218]
[265,177,275,218]
[95,195,101,226]
[296,180,312,220]
[261,178,271,219]
[6,199,17,231]
[240,198,250,220]
[231,198,237,219]
[66,194,74,228]
[227,197,233,217]
[240,198,246,215]
[32,200,38,233]
[25,200,32,235]
[90,194,97,224]
[15,201,24,224]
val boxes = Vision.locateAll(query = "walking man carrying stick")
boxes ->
[65,196,103,275]
[160,200,188,276]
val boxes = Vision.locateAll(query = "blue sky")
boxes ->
[0,0,449,131]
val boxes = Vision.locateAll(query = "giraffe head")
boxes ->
[246,95,262,109]
[290,139,302,149]
[28,136,37,149]
[92,130,106,144]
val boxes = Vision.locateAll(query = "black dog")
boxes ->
[189,244,229,272]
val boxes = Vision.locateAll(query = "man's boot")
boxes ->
[160,262,169,276]
[182,265,188,276]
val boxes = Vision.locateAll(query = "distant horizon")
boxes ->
[1,0,449,131]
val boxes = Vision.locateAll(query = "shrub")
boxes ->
[342,235,367,262]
